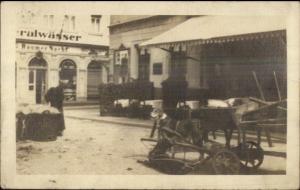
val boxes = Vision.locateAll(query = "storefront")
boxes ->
[16,32,109,104]
[140,16,287,101]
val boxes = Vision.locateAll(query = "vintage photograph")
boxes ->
[1,1,299,189]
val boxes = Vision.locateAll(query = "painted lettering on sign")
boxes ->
[17,30,82,41]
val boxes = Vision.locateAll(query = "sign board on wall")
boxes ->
[16,28,109,46]
[17,29,82,42]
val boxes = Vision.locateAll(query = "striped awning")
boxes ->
[140,16,286,49]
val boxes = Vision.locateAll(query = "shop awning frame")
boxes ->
[140,16,286,50]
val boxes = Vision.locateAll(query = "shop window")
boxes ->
[29,70,34,91]
[59,59,77,101]
[153,63,163,75]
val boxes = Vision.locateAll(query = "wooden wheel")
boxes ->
[212,149,240,174]
[238,141,264,170]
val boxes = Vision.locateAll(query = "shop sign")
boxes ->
[17,29,82,42]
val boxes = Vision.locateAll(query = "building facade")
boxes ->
[140,16,287,101]
[110,15,287,101]
[16,7,109,104]
[109,15,192,97]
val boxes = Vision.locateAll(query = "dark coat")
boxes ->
[45,86,64,112]
[45,85,65,133]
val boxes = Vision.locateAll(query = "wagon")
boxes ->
[141,98,286,174]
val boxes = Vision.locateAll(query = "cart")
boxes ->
[16,111,64,141]
[141,98,286,175]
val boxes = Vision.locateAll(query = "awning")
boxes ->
[140,16,286,49]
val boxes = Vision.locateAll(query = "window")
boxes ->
[91,15,101,33]
[64,15,70,31]
[71,16,76,31]
[43,15,54,29]
[49,15,54,28]
[43,15,48,28]
[153,63,163,75]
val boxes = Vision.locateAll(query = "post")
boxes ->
[252,71,265,101]
[150,120,157,138]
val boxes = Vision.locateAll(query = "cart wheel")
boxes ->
[238,141,264,170]
[212,149,240,175]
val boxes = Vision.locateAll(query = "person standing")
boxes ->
[45,80,66,136]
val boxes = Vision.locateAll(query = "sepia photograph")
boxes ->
[1,1,299,189]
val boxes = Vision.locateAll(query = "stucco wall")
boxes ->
[109,16,190,82]
[149,48,170,88]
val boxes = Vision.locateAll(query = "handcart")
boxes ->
[140,98,286,175]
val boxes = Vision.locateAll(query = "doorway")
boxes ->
[28,57,47,104]
[59,59,77,101]
[138,52,150,81]
[87,61,103,99]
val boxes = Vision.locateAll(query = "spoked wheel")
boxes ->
[237,141,264,170]
[212,149,240,174]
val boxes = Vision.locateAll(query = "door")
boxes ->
[28,69,46,104]
[87,62,102,99]
[35,69,46,103]
[138,53,150,81]
[28,57,48,104]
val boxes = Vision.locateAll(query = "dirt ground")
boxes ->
[17,117,162,175]
[17,115,286,175]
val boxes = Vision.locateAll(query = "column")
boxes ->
[48,68,59,88]
[77,68,87,101]
[102,65,108,83]
[130,46,139,80]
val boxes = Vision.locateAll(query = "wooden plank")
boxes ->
[242,99,287,117]
[252,71,265,101]
[249,97,287,111]
[274,71,282,101]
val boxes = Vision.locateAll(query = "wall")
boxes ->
[17,5,109,46]
[149,48,170,88]
[15,6,109,104]
[109,16,191,82]
[110,16,155,26]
